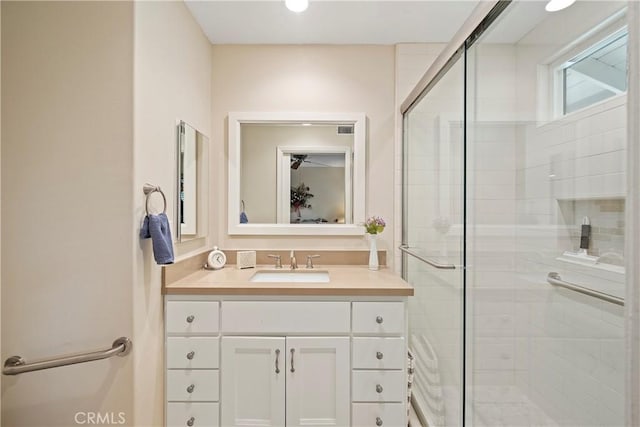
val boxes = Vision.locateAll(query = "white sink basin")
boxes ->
[250,270,330,283]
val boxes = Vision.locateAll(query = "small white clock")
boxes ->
[206,247,227,270]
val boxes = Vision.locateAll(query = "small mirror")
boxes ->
[177,121,208,242]
[229,113,366,235]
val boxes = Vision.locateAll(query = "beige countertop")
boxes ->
[163,265,414,296]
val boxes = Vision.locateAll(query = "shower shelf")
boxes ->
[556,255,625,275]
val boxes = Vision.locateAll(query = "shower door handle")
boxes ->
[399,245,456,269]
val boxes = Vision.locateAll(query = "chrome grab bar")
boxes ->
[547,272,624,306]
[3,336,132,376]
[399,245,456,270]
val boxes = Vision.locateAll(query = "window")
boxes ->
[558,27,628,115]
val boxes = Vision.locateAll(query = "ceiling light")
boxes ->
[302,123,312,126]
[545,0,576,12]
[285,0,309,13]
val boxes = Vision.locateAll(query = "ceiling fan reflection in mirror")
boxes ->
[290,154,332,170]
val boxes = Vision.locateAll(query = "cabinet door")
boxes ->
[286,337,350,427]
[221,337,285,427]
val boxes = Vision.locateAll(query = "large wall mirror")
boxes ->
[228,112,366,235]
[177,120,208,242]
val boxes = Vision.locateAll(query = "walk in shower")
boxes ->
[402,1,632,426]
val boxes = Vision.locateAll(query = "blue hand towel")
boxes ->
[140,213,175,265]
[240,211,248,224]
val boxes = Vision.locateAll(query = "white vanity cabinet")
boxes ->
[220,337,285,426]
[164,297,408,427]
[165,301,220,427]
[221,336,350,427]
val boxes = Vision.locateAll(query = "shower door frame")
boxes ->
[625,3,640,426]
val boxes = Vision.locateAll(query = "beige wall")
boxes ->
[241,124,352,223]
[133,2,212,426]
[212,45,396,264]
[1,2,134,425]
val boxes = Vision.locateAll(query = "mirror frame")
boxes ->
[228,112,366,235]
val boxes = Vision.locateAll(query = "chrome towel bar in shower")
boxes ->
[2,337,132,376]
[399,245,456,270]
[547,272,624,306]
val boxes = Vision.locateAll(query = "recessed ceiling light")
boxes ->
[285,0,309,13]
[545,0,576,12]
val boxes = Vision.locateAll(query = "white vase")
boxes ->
[368,233,379,271]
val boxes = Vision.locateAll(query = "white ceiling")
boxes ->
[185,0,481,45]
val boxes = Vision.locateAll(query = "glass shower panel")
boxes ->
[466,2,627,426]
[403,53,465,427]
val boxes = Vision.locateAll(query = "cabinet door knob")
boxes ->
[186,351,195,360]
[290,348,295,373]
[186,315,195,323]
[376,417,383,426]
[187,417,195,426]
[376,351,383,360]
[376,316,383,324]
[275,349,281,374]
[375,384,383,393]
[186,384,195,394]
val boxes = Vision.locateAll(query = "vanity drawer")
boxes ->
[352,302,404,335]
[352,370,406,403]
[352,403,406,427]
[221,301,350,333]
[167,402,219,427]
[166,301,219,334]
[353,337,405,370]
[167,337,219,369]
[167,370,219,402]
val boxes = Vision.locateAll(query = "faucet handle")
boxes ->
[267,254,282,269]
[306,255,320,269]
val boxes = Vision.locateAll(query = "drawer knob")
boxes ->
[376,351,384,360]
[186,315,195,323]
[186,351,195,360]
[376,316,383,324]
[376,384,383,393]
[186,384,195,394]
[187,417,195,427]
[376,417,383,426]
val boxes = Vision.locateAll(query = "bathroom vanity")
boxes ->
[163,266,414,427]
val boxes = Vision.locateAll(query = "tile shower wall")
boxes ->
[514,95,626,427]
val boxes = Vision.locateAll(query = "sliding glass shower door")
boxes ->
[402,52,466,427]
[403,2,628,427]
[465,3,627,426]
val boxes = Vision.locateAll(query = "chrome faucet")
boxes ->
[306,255,320,269]
[267,254,282,269]
[290,250,298,270]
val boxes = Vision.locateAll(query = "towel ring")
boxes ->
[143,184,167,215]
